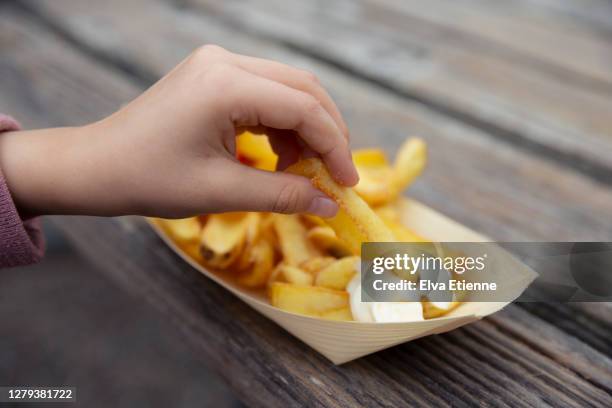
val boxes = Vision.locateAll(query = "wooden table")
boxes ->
[1,0,611,406]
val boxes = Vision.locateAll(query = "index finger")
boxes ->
[223,66,359,186]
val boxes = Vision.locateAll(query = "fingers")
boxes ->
[200,45,349,141]
[229,54,350,141]
[218,162,339,217]
[218,66,359,186]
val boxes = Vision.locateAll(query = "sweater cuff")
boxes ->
[0,114,45,267]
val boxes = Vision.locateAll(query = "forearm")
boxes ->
[0,125,130,217]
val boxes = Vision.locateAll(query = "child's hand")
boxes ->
[0,46,358,218]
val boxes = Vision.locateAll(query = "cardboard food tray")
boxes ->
[148,198,536,364]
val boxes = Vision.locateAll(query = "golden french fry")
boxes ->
[315,256,360,290]
[152,217,204,263]
[287,158,395,255]
[237,237,275,287]
[160,217,202,245]
[307,226,353,258]
[300,256,336,275]
[200,212,255,269]
[236,131,278,171]
[270,263,313,286]
[319,306,353,321]
[353,148,396,206]
[235,212,263,271]
[273,214,321,265]
[354,165,397,206]
[393,138,427,192]
[269,282,349,316]
[352,148,389,167]
[325,211,367,255]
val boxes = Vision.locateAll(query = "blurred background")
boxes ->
[1,0,611,406]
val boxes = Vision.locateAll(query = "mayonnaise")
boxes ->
[347,263,424,323]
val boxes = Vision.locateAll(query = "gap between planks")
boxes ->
[167,0,612,188]
[13,0,612,188]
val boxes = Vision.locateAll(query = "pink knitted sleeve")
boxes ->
[0,114,45,267]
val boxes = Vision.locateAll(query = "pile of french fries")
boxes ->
[153,132,460,321]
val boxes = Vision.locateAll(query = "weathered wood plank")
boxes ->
[1,5,611,406]
[6,0,612,341]
[10,0,612,242]
[372,0,612,85]
[150,0,612,184]
[50,214,612,407]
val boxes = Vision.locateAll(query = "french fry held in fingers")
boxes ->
[287,158,396,254]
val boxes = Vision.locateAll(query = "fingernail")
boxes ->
[308,196,339,218]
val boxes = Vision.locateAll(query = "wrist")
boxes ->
[0,125,127,217]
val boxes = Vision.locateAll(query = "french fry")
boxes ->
[353,148,388,167]
[160,217,201,245]
[393,138,427,192]
[269,263,313,286]
[354,164,397,206]
[300,214,327,228]
[200,212,255,269]
[152,217,203,263]
[287,158,395,254]
[307,226,352,258]
[319,306,353,321]
[315,256,360,290]
[353,149,396,206]
[300,256,336,275]
[269,282,349,317]
[237,237,275,287]
[325,210,367,255]
[235,213,263,271]
[273,214,321,265]
[236,131,278,171]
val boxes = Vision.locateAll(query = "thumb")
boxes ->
[219,162,338,217]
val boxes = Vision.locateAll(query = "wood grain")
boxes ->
[160,0,612,184]
[1,3,611,406]
[8,0,612,242]
[49,214,612,408]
